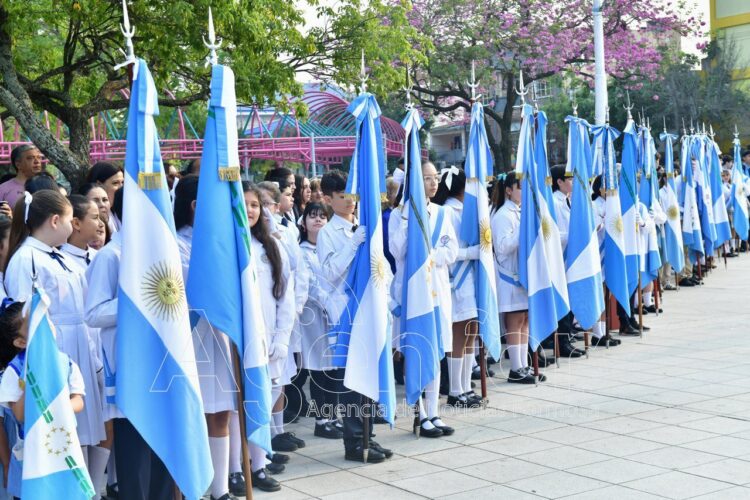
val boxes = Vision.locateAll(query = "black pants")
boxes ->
[617,291,638,326]
[308,369,339,421]
[284,354,310,419]
[333,369,374,451]
[113,418,174,500]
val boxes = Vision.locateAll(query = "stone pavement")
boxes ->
[252,256,750,499]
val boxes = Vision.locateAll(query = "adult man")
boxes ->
[0,144,43,206]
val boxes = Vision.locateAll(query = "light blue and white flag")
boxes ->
[22,285,94,499]
[563,115,603,329]
[187,64,272,452]
[637,127,662,284]
[459,101,501,360]
[694,137,717,253]
[516,105,569,350]
[534,111,570,320]
[619,119,640,296]
[116,59,212,499]
[399,107,442,405]
[731,134,749,240]
[592,123,630,315]
[330,93,396,424]
[682,136,704,261]
[707,138,732,246]
[659,131,685,273]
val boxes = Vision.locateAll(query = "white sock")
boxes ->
[271,411,284,437]
[229,412,242,474]
[592,322,604,339]
[521,343,529,369]
[88,445,110,497]
[644,292,653,307]
[462,353,473,394]
[208,436,230,499]
[417,397,435,429]
[425,375,440,419]
[447,356,463,397]
[248,443,268,473]
[508,344,524,371]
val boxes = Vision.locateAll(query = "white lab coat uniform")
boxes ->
[5,237,105,445]
[492,200,528,312]
[444,197,478,321]
[176,226,237,413]
[388,202,458,352]
[84,233,124,421]
[298,241,331,371]
[316,213,360,326]
[252,235,295,385]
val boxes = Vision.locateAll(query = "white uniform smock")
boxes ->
[5,237,105,446]
[444,197,478,321]
[491,200,528,313]
[298,241,332,371]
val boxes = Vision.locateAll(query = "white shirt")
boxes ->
[0,355,85,407]
[491,200,527,312]
[552,190,571,251]
[298,241,331,371]
[444,197,478,321]
[316,213,360,325]
[61,243,97,274]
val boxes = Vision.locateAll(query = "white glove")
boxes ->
[268,340,289,361]
[465,244,480,260]
[635,210,644,227]
[351,225,367,247]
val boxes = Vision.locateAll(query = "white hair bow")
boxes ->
[440,165,460,190]
[392,167,405,188]
[23,191,32,223]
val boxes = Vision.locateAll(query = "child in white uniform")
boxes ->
[4,190,105,467]
[432,167,481,408]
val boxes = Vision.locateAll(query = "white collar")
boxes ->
[25,236,56,253]
[444,197,463,209]
[60,243,89,258]
[330,213,357,231]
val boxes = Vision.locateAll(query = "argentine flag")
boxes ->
[22,285,94,499]
[682,136,705,261]
[637,128,662,284]
[694,137,717,254]
[708,138,732,246]
[659,131,685,273]
[592,123,630,315]
[116,59,212,499]
[564,116,604,329]
[619,119,640,296]
[459,102,501,360]
[516,105,569,350]
[399,106,442,405]
[187,65,272,452]
[731,135,749,240]
[330,93,396,424]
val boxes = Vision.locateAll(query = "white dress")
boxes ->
[298,241,331,371]
[444,197,478,321]
[5,236,105,446]
[251,235,295,385]
[84,233,124,421]
[491,200,528,313]
[176,226,237,414]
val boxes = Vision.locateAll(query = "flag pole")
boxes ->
[231,346,254,500]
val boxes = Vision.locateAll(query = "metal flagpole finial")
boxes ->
[734,124,739,139]
[682,117,687,136]
[572,101,578,117]
[623,91,634,120]
[702,122,707,136]
[646,116,651,131]
[514,69,529,105]
[690,118,695,135]
[203,7,222,67]
[708,124,715,139]
[359,49,369,94]
[402,67,413,110]
[114,0,136,70]
[605,105,610,124]
[466,60,482,102]
[663,116,667,134]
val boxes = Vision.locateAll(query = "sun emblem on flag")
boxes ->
[608,215,624,235]
[667,205,679,221]
[541,216,554,241]
[45,426,72,456]
[142,261,186,320]
[479,218,493,251]
[370,255,387,289]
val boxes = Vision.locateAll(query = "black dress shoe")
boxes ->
[464,391,483,406]
[590,336,609,347]
[558,341,585,358]
[618,323,640,335]
[430,417,454,436]
[508,368,535,384]
[606,335,621,345]
[645,305,662,313]
[267,462,285,474]
[446,394,480,408]
[314,422,343,439]
[279,431,305,448]
[524,367,546,382]
[369,440,393,458]
[267,452,289,464]
[271,434,298,452]
[345,445,386,463]
[211,493,238,500]
[106,484,119,498]
[628,318,650,331]
[228,472,246,497]
[533,347,554,367]
[251,469,281,492]
[678,278,695,287]
[419,419,443,438]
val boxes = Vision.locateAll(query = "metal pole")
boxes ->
[311,133,317,178]
[593,0,608,126]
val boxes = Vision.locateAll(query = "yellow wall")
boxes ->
[710,0,750,82]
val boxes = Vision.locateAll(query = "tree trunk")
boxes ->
[499,72,517,172]
[65,110,92,190]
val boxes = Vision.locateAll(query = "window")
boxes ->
[532,80,551,99]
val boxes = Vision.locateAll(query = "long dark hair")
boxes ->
[243,183,286,300]
[6,190,71,272]
[432,167,466,205]
[86,162,122,185]
[299,202,329,243]
[591,175,603,201]
[491,172,519,211]
[292,174,307,215]
[173,174,199,230]
[0,301,25,368]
